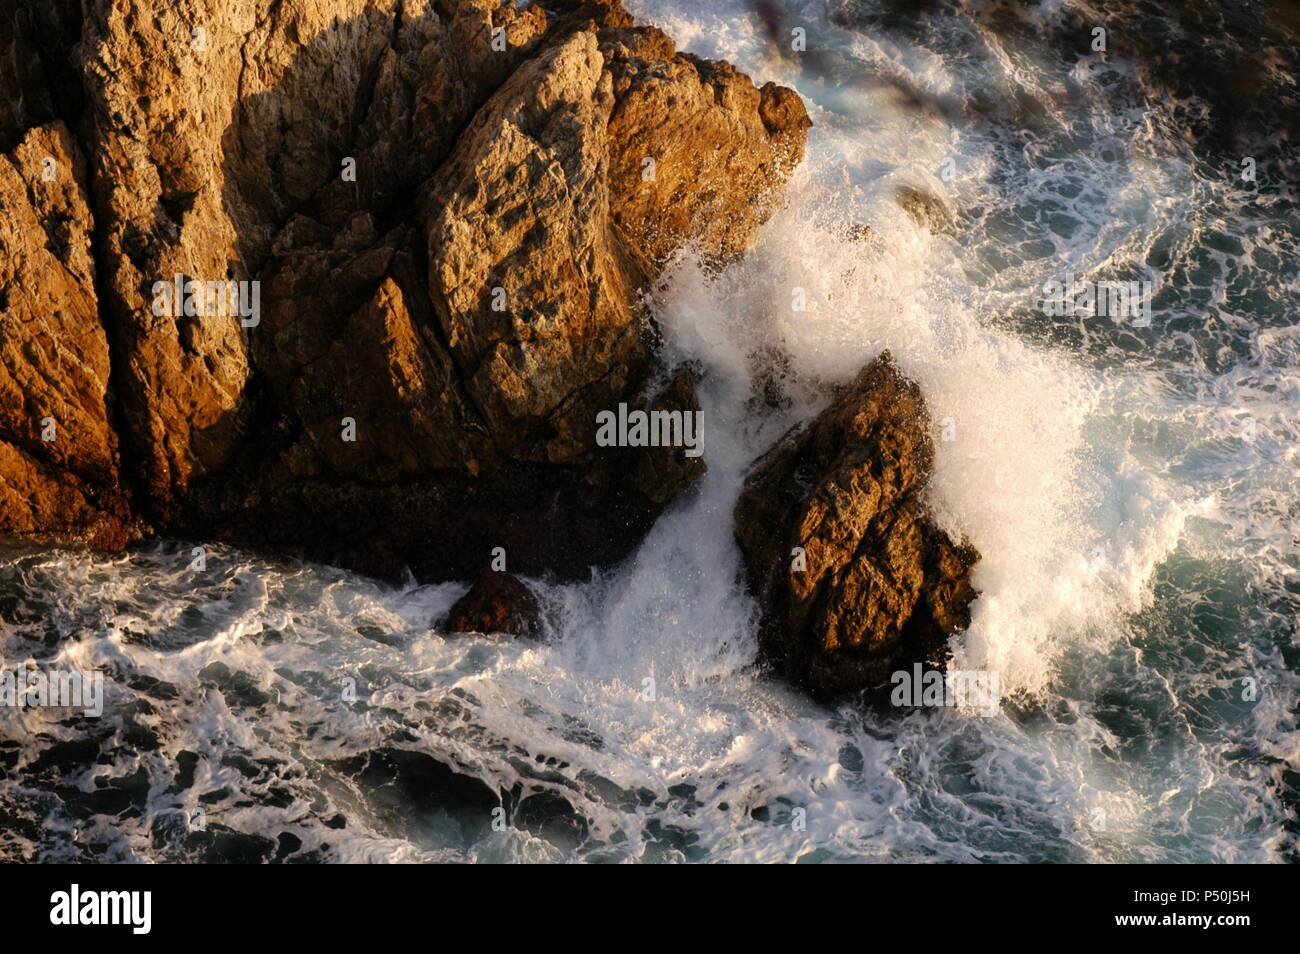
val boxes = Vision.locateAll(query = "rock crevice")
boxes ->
[0,0,810,582]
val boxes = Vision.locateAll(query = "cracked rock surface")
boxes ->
[734,353,980,699]
[0,0,809,580]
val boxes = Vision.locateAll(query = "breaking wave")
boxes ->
[1,0,1296,862]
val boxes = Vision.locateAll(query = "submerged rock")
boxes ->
[444,573,542,638]
[734,353,979,699]
[894,185,956,236]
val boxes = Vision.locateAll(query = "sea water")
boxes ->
[1,0,1295,862]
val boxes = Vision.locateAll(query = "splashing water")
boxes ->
[2,0,1296,862]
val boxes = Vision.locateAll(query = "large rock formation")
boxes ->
[0,0,809,581]
[734,354,979,699]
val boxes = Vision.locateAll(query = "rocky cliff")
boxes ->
[2,0,982,700]
[0,0,809,580]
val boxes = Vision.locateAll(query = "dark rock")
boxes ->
[444,573,542,638]
[590,366,708,509]
[734,352,979,699]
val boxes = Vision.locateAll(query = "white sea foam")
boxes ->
[1,0,1295,863]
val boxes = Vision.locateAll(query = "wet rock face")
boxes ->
[443,573,542,638]
[734,354,979,700]
[0,0,809,581]
[894,185,956,236]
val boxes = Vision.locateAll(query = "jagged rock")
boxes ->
[0,0,810,581]
[601,24,811,263]
[444,573,542,638]
[0,122,132,547]
[734,353,979,699]
[422,29,640,467]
